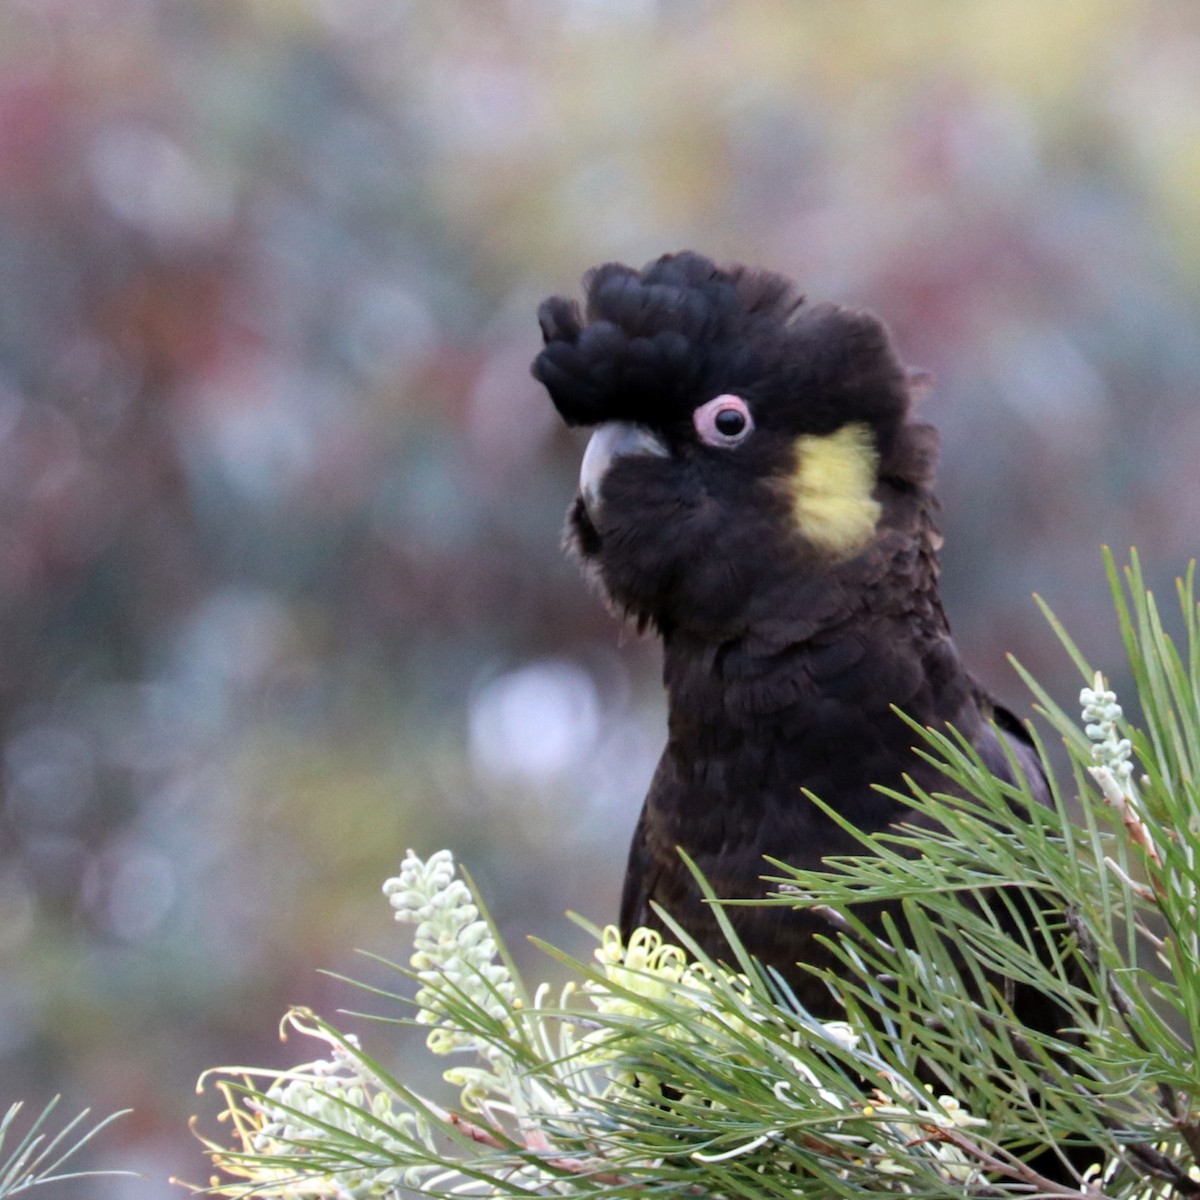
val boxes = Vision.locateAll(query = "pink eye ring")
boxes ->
[694,394,753,447]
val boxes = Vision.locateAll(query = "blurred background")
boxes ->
[2,0,1199,1193]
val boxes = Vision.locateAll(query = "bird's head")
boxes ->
[531,252,940,638]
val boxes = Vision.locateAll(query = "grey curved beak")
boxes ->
[579,421,669,519]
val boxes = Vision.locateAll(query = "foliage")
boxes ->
[195,550,1200,1198]
[0,1096,133,1197]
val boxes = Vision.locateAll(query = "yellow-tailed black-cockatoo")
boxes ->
[531,251,1049,1018]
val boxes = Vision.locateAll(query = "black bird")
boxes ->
[531,251,1048,1015]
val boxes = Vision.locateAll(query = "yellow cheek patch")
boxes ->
[789,422,881,556]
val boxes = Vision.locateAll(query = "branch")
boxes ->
[1088,765,1162,867]
[975,1006,1198,1196]
[919,1123,1111,1200]
[1064,907,1186,1125]
[1174,1117,1200,1173]
[812,904,898,956]
[448,1111,635,1188]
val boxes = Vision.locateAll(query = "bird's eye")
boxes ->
[715,408,746,437]
[694,394,754,448]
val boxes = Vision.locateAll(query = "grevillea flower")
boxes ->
[1080,674,1160,864]
[1081,673,1134,785]
[382,849,517,1058]
[202,850,993,1197]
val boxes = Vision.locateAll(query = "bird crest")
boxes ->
[532,251,927,478]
